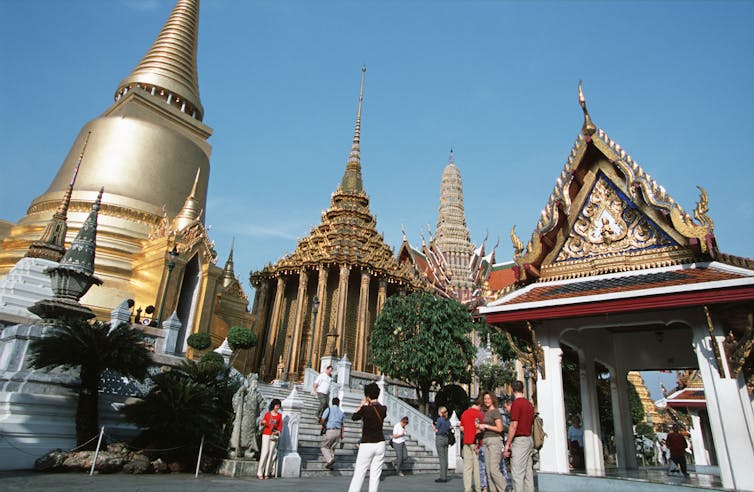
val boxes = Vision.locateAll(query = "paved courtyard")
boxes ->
[0,468,729,492]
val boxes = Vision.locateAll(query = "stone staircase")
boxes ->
[259,383,440,477]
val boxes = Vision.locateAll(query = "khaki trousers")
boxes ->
[510,435,534,492]
[321,428,340,463]
[462,443,481,492]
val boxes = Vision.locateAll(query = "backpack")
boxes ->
[532,413,546,450]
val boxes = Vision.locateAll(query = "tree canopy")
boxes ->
[369,292,475,412]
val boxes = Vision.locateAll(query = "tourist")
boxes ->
[567,415,585,469]
[313,365,333,421]
[460,398,485,492]
[257,398,283,480]
[391,416,410,477]
[320,397,344,470]
[433,405,452,483]
[476,391,506,492]
[503,381,535,492]
[666,424,690,477]
[348,382,387,492]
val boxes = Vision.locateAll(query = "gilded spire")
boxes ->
[341,65,366,193]
[173,168,203,230]
[578,80,596,136]
[222,238,236,288]
[26,131,91,262]
[116,0,204,120]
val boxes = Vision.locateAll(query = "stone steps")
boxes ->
[257,383,439,477]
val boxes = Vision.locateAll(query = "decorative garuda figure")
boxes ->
[229,373,265,459]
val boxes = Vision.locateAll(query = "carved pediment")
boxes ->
[555,172,677,263]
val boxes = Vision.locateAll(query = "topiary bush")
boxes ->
[227,326,257,351]
[186,332,211,350]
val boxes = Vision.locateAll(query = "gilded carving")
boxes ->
[556,174,674,262]
[703,306,726,378]
[670,186,715,252]
[722,312,753,380]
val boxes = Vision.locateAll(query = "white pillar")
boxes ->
[450,410,462,472]
[280,387,302,478]
[693,317,754,491]
[578,349,605,475]
[689,410,710,466]
[536,329,569,473]
[609,367,637,470]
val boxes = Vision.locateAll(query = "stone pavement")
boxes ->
[0,468,729,492]
[0,470,455,492]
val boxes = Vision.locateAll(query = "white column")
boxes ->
[689,410,710,466]
[609,367,637,470]
[692,316,754,491]
[536,328,569,473]
[578,349,605,475]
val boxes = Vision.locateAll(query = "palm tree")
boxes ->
[28,319,152,447]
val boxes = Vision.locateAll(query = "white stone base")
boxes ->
[0,391,77,470]
[280,451,301,478]
[0,257,57,319]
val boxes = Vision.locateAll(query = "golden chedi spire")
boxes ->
[25,131,91,262]
[0,0,212,316]
[222,238,236,288]
[173,168,203,231]
[117,0,204,121]
[340,65,367,194]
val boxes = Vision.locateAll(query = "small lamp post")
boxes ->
[157,245,179,328]
[306,296,320,368]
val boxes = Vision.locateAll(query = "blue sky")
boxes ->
[1,1,752,399]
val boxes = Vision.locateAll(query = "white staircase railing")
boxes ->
[382,391,437,456]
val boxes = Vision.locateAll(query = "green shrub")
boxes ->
[200,351,224,367]
[186,332,211,350]
[227,326,257,350]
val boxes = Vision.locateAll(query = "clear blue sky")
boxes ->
[1,1,752,399]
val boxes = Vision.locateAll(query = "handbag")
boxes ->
[447,430,456,446]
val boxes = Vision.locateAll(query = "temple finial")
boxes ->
[190,167,200,197]
[25,131,92,261]
[578,80,596,136]
[222,238,236,288]
[341,66,367,193]
[173,167,203,230]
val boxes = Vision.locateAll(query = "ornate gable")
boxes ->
[553,171,677,263]
[512,83,718,284]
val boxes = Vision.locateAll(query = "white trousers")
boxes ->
[257,434,278,477]
[348,441,386,492]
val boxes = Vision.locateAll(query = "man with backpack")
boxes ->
[503,380,535,492]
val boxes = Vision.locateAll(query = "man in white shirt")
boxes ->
[313,365,333,421]
[391,416,409,477]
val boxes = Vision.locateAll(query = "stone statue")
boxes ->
[229,373,265,459]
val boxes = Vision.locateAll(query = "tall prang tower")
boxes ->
[0,0,252,351]
[433,151,476,302]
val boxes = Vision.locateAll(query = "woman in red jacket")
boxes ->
[257,398,283,479]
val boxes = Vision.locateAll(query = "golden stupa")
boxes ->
[0,0,251,350]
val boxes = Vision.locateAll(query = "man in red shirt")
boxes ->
[504,380,535,492]
[666,424,690,477]
[459,398,485,492]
